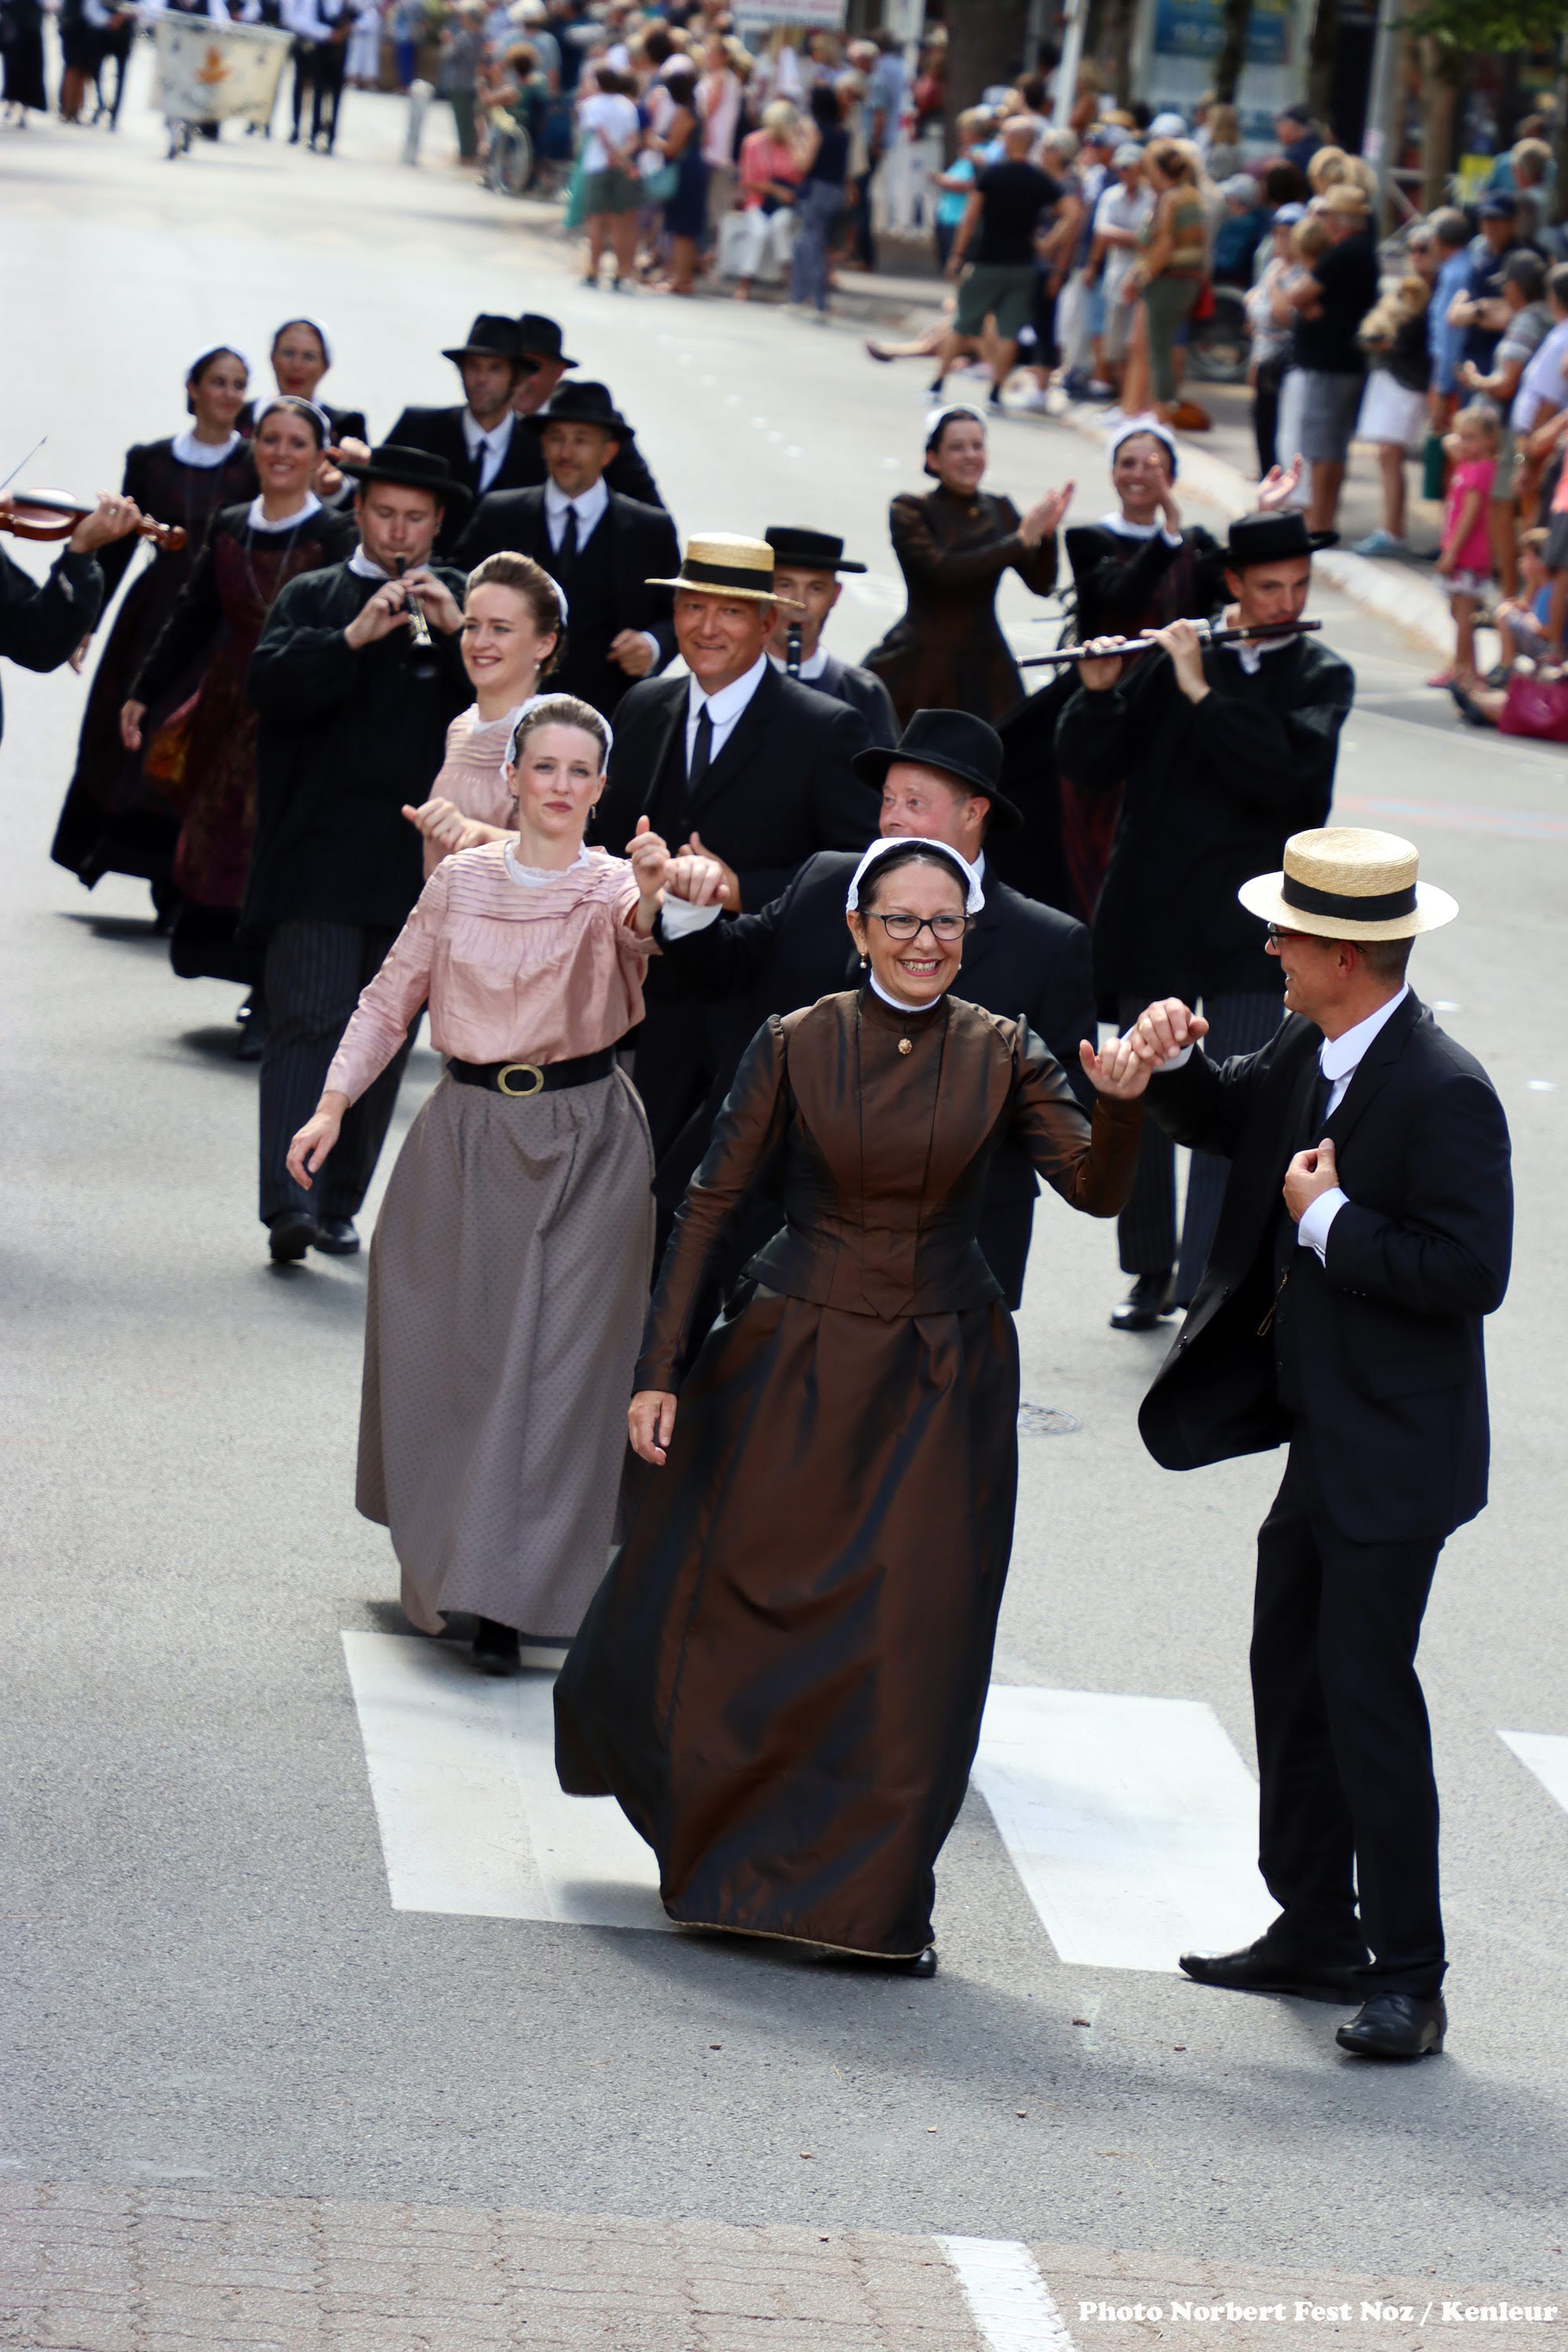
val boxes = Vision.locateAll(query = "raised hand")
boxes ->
[1256,456,1303,512]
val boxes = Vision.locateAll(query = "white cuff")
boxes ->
[1121,1028,1192,1073]
[659,896,723,938]
[637,630,662,670]
[1297,1186,1348,1262]
[1160,528,1184,547]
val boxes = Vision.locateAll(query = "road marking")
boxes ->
[971,1689,1272,1973]
[938,2237,1079,2351]
[340,1632,670,1931]
[1500,1729,1568,1815]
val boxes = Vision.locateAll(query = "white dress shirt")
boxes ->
[686,648,768,767]
[544,474,608,550]
[768,641,830,682]
[1295,985,1409,1261]
[462,408,516,495]
[347,546,392,581]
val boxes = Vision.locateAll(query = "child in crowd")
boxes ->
[1450,528,1558,728]
[1437,404,1500,686]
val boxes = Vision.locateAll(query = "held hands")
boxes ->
[609,626,657,678]
[1256,456,1302,513]
[1079,1032,1152,1099]
[1130,997,1210,1066]
[401,796,498,857]
[1283,1138,1338,1224]
[1019,484,1074,547]
[658,829,740,913]
[626,815,670,933]
[629,1388,677,1465]
[285,1092,349,1191]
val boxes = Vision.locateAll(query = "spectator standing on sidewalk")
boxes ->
[930,105,985,273]
[1119,139,1210,429]
[1349,234,1436,560]
[1279,183,1378,538]
[789,80,851,318]
[931,114,1063,401]
[437,1,485,162]
[1461,251,1550,596]
[1090,143,1152,409]
[697,32,742,243]
[1246,203,1307,480]
[1436,405,1500,685]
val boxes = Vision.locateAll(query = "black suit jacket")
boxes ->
[1139,993,1512,1544]
[808,651,899,747]
[387,404,664,521]
[450,486,680,710]
[1,543,103,748]
[600,665,879,913]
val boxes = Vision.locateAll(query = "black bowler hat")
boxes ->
[1223,510,1335,566]
[523,379,636,439]
[852,708,1021,831]
[336,441,474,519]
[441,313,533,368]
[517,313,579,368]
[764,526,867,575]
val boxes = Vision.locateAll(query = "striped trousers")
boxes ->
[1116,989,1286,1299]
[259,920,416,1228]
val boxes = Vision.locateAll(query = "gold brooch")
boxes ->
[898,1038,913,1055]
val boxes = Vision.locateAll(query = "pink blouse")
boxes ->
[423,704,521,880]
[325,843,653,1105]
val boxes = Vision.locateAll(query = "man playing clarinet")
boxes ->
[1055,509,1355,1331]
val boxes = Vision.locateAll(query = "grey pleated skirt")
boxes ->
[357,1067,655,1642]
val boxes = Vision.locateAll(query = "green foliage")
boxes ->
[1406,0,1563,54]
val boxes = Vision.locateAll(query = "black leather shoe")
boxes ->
[1336,1991,1446,2060]
[889,1946,938,1976]
[1180,1939,1361,2004]
[471,1617,521,1677]
[313,1217,361,1256]
[268,1210,319,1265]
[1110,1272,1176,1332]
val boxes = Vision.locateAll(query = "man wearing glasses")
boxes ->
[1056,508,1354,1331]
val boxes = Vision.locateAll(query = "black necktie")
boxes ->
[469,438,487,494]
[686,703,713,802]
[557,505,579,568]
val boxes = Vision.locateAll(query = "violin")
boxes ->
[0,489,187,554]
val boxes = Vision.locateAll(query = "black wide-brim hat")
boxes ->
[517,312,579,369]
[764,525,867,575]
[852,707,1020,831]
[336,442,474,519]
[441,313,532,368]
[523,380,635,439]
[1224,510,1335,565]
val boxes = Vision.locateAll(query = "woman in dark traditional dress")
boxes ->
[862,406,1070,728]
[2,0,48,119]
[241,318,370,453]
[51,347,256,904]
[555,837,1148,1974]
[121,398,354,1004]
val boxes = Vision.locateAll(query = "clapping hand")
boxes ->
[1283,1138,1338,1222]
[1256,456,1302,512]
[1020,483,1074,547]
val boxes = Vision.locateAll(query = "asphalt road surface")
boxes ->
[3,60,1566,2352]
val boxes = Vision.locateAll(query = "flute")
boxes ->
[394,554,434,652]
[1019,618,1323,670]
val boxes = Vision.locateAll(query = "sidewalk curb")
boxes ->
[1047,400,1457,662]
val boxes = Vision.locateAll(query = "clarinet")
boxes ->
[1019,619,1323,670]
[786,620,803,679]
[394,554,438,679]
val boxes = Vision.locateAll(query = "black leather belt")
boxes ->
[447,1047,618,1098]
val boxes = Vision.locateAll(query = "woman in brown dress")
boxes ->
[862,405,1072,727]
[555,835,1149,1974]
[121,397,354,1009]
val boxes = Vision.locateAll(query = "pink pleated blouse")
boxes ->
[423,704,520,880]
[325,842,653,1105]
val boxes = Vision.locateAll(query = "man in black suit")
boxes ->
[1127,827,1512,2063]
[508,314,666,509]
[0,487,137,749]
[1057,510,1355,1334]
[652,708,1096,1307]
[762,527,898,746]
[451,382,678,714]
[387,315,539,546]
[597,532,879,1158]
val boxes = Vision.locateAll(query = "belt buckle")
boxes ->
[496,1062,544,1097]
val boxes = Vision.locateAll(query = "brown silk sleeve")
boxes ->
[635,1018,793,1393]
[1011,1025,1142,1218]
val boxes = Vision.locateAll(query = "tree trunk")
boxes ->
[1098,0,1136,107]
[1213,0,1254,107]
[1417,38,1462,212]
[1307,0,1341,132]
[1553,30,1568,227]
[945,0,1029,148]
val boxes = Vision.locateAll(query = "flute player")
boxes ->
[241,444,471,1267]
[1054,508,1356,1332]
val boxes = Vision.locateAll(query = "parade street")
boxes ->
[3,67,1568,2352]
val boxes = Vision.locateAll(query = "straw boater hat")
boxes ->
[647,533,804,608]
[1238,827,1457,942]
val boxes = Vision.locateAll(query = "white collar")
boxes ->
[1098,510,1183,546]
[463,408,514,455]
[1319,985,1409,1083]
[768,642,829,681]
[172,427,242,468]
[347,546,391,581]
[503,840,590,887]
[544,474,609,528]
[688,650,769,725]
[869,972,944,1014]
[1232,627,1298,675]
[244,490,323,533]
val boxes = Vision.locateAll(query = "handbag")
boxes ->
[639,153,679,204]
[143,689,201,804]
[1497,669,1568,742]
[1421,430,1447,503]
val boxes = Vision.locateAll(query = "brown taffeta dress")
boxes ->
[862,486,1059,728]
[554,987,1140,1959]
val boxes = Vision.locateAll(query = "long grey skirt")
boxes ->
[357,1068,655,1642]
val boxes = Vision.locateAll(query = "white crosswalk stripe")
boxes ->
[938,2237,1080,2351]
[1498,1728,1568,1815]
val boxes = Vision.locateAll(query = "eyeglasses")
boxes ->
[1265,924,1305,944]
[865,911,970,944]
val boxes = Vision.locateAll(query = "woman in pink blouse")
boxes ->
[404,551,567,880]
[286,695,664,1672]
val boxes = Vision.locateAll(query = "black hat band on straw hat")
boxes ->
[1279,875,1418,924]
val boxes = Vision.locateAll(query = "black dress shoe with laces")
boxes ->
[1336,1991,1446,2060]
[1180,1938,1361,2004]
[268,1210,320,1265]
[471,1617,521,1677]
[1110,1272,1177,1332]
[313,1217,361,1255]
